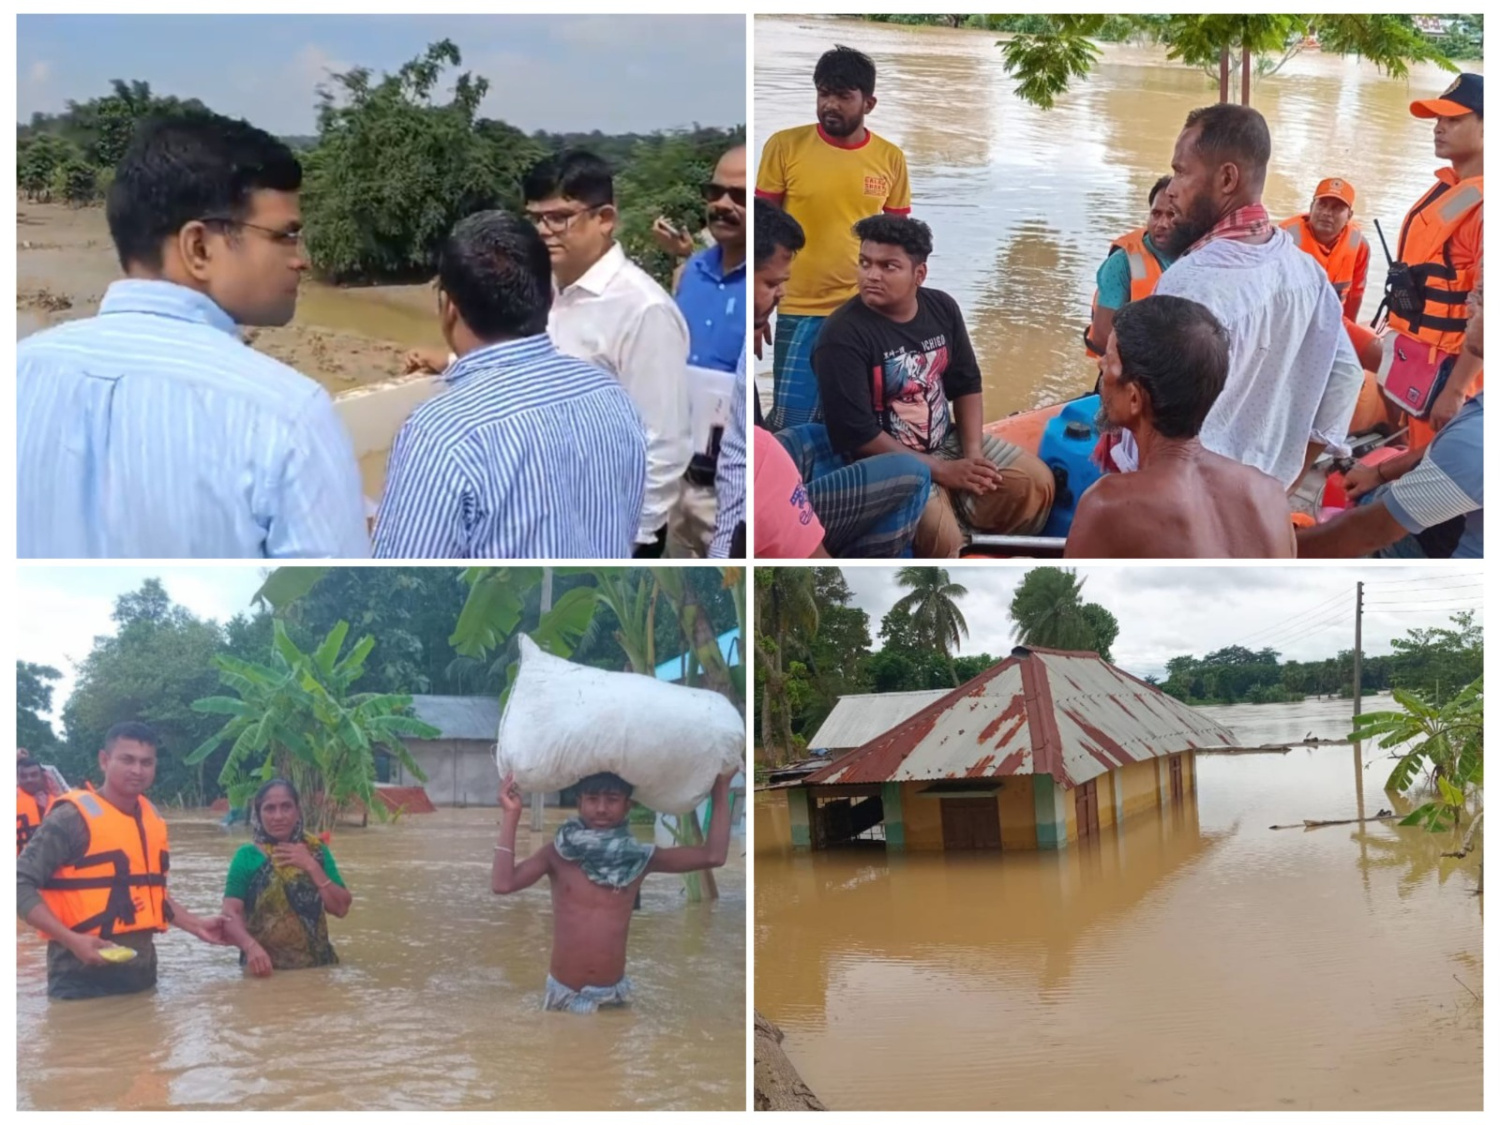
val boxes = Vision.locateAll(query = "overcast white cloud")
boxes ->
[831,563,1484,679]
[18,567,270,724]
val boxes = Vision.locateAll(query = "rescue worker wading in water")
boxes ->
[16,722,232,999]
[17,755,51,856]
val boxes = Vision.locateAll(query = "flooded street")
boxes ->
[18,808,745,1111]
[755,693,1482,1111]
[755,16,1484,419]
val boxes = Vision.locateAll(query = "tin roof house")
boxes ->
[784,646,1240,852]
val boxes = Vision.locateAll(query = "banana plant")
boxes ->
[188,620,437,833]
[1352,676,1483,846]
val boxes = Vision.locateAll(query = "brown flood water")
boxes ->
[755,693,1481,1111]
[17,808,745,1111]
[754,16,1485,419]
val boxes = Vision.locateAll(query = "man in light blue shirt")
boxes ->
[17,114,367,559]
[373,211,646,559]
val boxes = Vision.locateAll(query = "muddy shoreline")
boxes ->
[17,202,442,396]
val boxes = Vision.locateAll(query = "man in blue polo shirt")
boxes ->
[665,144,748,556]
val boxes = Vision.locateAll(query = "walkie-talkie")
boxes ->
[1371,218,1423,327]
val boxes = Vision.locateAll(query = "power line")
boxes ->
[1218,587,1350,650]
[1364,581,1485,598]
[1364,570,1482,586]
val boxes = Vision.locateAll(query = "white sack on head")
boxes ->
[496,635,743,814]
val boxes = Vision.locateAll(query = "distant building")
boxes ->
[389,694,505,807]
[808,689,951,757]
[783,647,1240,852]
[1413,16,1453,35]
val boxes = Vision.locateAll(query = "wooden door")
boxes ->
[1169,755,1184,803]
[1075,778,1100,841]
[940,799,1001,850]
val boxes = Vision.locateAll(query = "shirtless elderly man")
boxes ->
[1066,295,1294,558]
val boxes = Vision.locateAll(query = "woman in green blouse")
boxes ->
[221,778,353,976]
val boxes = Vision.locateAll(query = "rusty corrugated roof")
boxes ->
[801,646,1239,789]
[807,689,952,751]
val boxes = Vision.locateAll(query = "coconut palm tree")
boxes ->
[755,569,818,764]
[892,567,969,684]
[1009,567,1100,653]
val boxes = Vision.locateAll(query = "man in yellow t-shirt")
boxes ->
[755,44,912,430]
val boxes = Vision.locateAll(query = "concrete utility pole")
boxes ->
[1352,582,1364,719]
[531,568,551,834]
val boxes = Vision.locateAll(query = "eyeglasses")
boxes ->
[700,182,746,207]
[526,204,606,234]
[200,216,304,247]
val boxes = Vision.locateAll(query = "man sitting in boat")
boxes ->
[1297,264,1483,560]
[1279,177,1368,323]
[791,214,1052,557]
[1085,174,1177,362]
[756,199,932,557]
[1139,104,1364,494]
[1066,295,1294,558]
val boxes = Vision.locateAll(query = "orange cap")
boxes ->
[1313,178,1355,210]
[1411,73,1483,119]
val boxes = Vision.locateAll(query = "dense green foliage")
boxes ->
[17,661,63,757]
[16,44,742,290]
[1160,612,1483,706]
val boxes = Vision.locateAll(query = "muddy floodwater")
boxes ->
[17,203,442,396]
[18,808,745,1111]
[755,693,1482,1111]
[754,16,1485,419]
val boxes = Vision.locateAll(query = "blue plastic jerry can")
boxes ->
[1038,394,1104,538]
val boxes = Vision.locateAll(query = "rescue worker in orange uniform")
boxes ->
[1281,178,1370,322]
[16,722,231,999]
[16,754,51,855]
[1383,72,1484,446]
[1085,174,1177,360]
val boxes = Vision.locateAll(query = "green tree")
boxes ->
[17,662,63,757]
[756,569,818,764]
[59,579,231,803]
[188,620,436,832]
[54,158,98,205]
[302,40,502,282]
[998,15,1453,109]
[1008,567,1116,657]
[18,134,76,200]
[891,567,969,682]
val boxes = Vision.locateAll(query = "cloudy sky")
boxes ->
[18,566,271,723]
[831,564,1484,679]
[18,15,744,135]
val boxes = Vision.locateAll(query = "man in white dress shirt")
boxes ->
[523,151,691,557]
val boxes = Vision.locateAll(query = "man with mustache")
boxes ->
[1279,177,1369,323]
[755,45,911,430]
[1066,295,1293,558]
[1136,104,1363,494]
[666,145,749,557]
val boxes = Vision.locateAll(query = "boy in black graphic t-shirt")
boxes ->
[810,215,1052,555]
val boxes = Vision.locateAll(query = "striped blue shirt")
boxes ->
[709,345,747,558]
[373,335,646,559]
[17,279,368,559]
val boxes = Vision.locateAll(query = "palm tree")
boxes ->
[1009,567,1100,652]
[892,567,969,684]
[755,569,818,764]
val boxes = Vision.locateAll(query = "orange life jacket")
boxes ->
[1086,227,1166,358]
[1387,171,1483,355]
[17,786,48,855]
[39,788,170,940]
[1280,215,1366,300]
